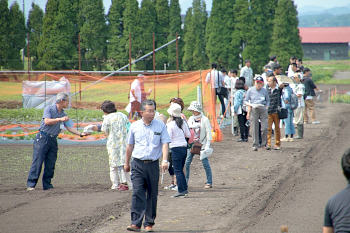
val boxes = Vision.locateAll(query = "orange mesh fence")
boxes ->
[1,69,224,142]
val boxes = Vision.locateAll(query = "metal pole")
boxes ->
[27,33,30,74]
[78,34,81,72]
[45,74,47,108]
[22,0,25,70]
[129,33,132,78]
[176,32,179,97]
[71,37,181,97]
[153,33,156,101]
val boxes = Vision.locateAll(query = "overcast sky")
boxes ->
[9,0,350,19]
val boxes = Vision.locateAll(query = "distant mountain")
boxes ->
[297,5,327,16]
[299,13,350,27]
[298,4,350,16]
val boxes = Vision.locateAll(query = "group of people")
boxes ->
[208,55,322,152]
[26,89,213,232]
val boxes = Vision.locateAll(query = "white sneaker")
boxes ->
[281,137,289,142]
[27,187,35,191]
[312,121,320,124]
[289,138,294,142]
[164,184,176,190]
[170,185,178,191]
[111,184,119,190]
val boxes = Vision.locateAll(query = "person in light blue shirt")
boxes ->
[281,83,296,141]
[124,99,171,232]
[27,92,89,191]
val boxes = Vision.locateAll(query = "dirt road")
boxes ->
[0,101,349,233]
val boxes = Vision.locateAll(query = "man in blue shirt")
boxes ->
[27,92,89,191]
[324,148,350,233]
[124,99,171,232]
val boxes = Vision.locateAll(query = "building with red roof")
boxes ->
[299,27,350,60]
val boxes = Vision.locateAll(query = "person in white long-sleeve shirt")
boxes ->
[240,59,254,87]
[166,103,191,198]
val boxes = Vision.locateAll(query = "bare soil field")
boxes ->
[1,99,350,232]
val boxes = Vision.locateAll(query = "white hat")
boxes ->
[167,103,182,117]
[188,101,203,113]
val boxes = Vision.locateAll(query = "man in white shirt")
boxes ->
[129,74,151,119]
[240,59,254,87]
[288,63,297,78]
[204,63,226,117]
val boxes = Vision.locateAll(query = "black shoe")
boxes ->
[236,138,245,142]
[244,139,248,142]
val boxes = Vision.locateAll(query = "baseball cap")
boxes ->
[255,76,264,83]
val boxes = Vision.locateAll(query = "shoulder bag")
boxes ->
[277,91,288,119]
[215,71,228,97]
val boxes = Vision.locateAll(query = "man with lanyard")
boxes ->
[303,67,322,124]
[27,92,89,191]
[204,63,226,118]
[240,59,254,88]
[124,99,171,232]
[245,76,270,151]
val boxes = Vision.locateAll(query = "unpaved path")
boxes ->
[0,101,349,233]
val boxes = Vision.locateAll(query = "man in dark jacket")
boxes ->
[303,68,323,124]
[266,75,282,150]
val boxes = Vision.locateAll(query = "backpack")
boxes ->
[287,86,299,110]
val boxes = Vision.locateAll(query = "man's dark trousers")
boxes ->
[27,133,58,190]
[130,159,159,228]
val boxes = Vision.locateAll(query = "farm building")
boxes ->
[299,27,350,60]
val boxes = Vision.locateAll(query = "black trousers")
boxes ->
[216,92,226,116]
[238,114,249,140]
[130,159,159,228]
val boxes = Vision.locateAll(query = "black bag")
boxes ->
[277,91,288,119]
[277,107,288,119]
[215,70,228,97]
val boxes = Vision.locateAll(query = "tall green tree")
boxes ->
[107,0,127,70]
[167,0,183,71]
[154,0,169,69]
[26,2,44,70]
[37,0,59,70]
[191,0,208,70]
[270,0,303,71]
[206,0,235,69]
[5,2,26,70]
[79,0,108,71]
[122,0,140,70]
[136,0,156,70]
[182,7,195,71]
[0,0,10,68]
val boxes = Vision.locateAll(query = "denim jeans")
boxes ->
[170,147,188,193]
[27,133,58,190]
[185,152,212,185]
[284,111,295,135]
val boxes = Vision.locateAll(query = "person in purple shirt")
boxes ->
[26,92,89,191]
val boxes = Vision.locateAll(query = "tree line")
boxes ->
[0,0,303,73]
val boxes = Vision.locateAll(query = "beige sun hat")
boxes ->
[167,103,182,117]
[187,101,203,113]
